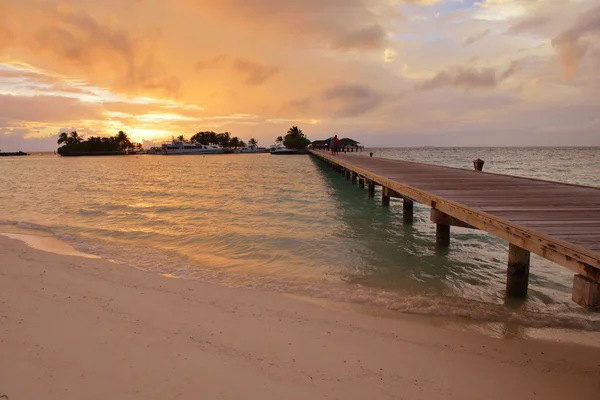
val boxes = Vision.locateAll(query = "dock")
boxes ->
[309,150,600,309]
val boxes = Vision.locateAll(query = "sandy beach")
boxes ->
[1,234,599,400]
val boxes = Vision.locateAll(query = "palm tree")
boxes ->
[282,126,310,150]
[287,126,303,137]
[57,132,69,146]
[116,130,133,150]
[248,138,258,148]
[176,135,187,143]
[275,136,283,144]
[70,131,82,144]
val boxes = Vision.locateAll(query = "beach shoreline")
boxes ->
[1,235,600,399]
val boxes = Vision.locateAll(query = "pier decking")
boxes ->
[309,150,600,309]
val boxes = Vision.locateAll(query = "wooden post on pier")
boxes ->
[431,209,451,247]
[359,177,365,189]
[345,170,351,180]
[382,192,390,206]
[436,225,450,247]
[403,198,414,224]
[351,173,357,185]
[368,181,375,198]
[572,275,600,309]
[506,244,530,297]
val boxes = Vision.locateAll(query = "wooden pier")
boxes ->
[309,150,600,309]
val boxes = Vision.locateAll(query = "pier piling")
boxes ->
[431,209,451,247]
[345,170,351,180]
[506,244,530,297]
[382,192,390,207]
[403,199,414,224]
[572,275,600,309]
[436,224,450,247]
[368,181,375,198]
[352,173,357,185]
[359,177,365,189]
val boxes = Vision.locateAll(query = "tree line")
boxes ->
[177,132,259,149]
[56,125,311,154]
[57,131,141,154]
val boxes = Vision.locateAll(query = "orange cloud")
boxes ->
[2,1,180,97]
[418,61,519,91]
[552,5,600,79]
[185,0,393,52]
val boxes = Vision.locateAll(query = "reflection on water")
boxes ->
[1,148,599,332]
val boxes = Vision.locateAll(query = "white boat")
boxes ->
[161,138,225,155]
[269,144,301,155]
[235,146,269,154]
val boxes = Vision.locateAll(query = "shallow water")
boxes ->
[1,148,599,331]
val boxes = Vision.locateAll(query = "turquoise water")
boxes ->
[1,148,600,330]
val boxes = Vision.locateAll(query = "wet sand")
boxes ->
[1,235,599,399]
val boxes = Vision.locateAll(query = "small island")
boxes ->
[57,131,141,156]
[0,151,29,157]
[270,126,311,154]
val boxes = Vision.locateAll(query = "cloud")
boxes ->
[499,60,519,80]
[0,65,96,96]
[463,29,491,46]
[3,1,180,96]
[322,83,386,118]
[551,5,600,78]
[331,25,388,51]
[195,55,226,71]
[233,59,280,86]
[508,16,550,34]
[0,94,102,123]
[418,61,519,90]
[1,0,599,148]
[187,0,393,52]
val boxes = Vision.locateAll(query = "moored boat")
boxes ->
[269,144,299,155]
[161,138,225,155]
[235,146,270,154]
[269,144,308,155]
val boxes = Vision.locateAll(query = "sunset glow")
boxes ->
[1,0,599,151]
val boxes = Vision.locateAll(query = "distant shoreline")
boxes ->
[0,151,29,157]
[59,151,137,157]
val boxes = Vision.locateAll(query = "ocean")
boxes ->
[2,147,600,335]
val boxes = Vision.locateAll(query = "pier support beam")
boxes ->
[431,209,451,247]
[351,173,357,185]
[436,224,450,247]
[368,181,375,198]
[506,244,530,298]
[382,193,390,206]
[359,178,365,189]
[345,170,351,180]
[403,198,414,224]
[572,275,600,309]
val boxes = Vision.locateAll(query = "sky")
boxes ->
[0,0,599,151]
